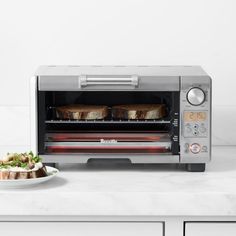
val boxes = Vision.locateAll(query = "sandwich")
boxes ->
[0,151,47,180]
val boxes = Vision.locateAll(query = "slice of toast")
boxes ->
[112,104,166,120]
[0,166,48,180]
[56,104,108,120]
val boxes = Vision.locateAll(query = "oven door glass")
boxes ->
[38,91,179,155]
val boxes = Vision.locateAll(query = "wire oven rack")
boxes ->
[45,119,171,124]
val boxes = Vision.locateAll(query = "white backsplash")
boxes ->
[212,106,236,146]
[0,105,234,156]
[0,106,30,146]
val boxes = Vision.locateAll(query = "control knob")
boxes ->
[187,87,205,106]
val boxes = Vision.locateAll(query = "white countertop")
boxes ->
[0,146,236,217]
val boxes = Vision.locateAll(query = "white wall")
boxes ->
[0,0,235,148]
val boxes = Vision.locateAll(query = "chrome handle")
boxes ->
[79,75,138,87]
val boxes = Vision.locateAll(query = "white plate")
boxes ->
[0,166,59,188]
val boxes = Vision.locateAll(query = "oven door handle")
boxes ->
[78,75,139,88]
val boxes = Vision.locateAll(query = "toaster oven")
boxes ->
[30,66,212,172]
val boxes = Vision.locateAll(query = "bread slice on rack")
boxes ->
[56,104,108,120]
[112,104,166,120]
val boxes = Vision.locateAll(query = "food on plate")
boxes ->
[56,104,108,120]
[112,104,166,120]
[0,151,47,180]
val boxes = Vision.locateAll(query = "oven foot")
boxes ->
[186,163,205,172]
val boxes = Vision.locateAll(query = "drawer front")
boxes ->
[185,222,236,236]
[0,222,163,236]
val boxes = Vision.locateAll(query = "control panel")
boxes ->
[180,76,211,163]
[183,111,208,138]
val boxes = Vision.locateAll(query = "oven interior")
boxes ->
[38,91,180,155]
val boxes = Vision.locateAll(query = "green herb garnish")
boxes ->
[0,151,42,169]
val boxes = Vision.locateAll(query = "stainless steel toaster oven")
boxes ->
[30,66,212,172]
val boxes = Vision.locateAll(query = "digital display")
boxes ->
[184,111,207,122]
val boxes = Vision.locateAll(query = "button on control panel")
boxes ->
[201,145,208,152]
[184,143,190,153]
[184,122,207,137]
[190,143,201,154]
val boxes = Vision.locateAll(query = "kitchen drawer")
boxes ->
[185,222,236,236]
[0,222,163,236]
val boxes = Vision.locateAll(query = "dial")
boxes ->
[187,87,205,106]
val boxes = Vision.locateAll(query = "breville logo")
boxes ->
[100,139,117,144]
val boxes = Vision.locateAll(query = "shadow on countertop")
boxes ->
[58,162,187,172]
[30,176,68,190]
[0,176,68,191]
